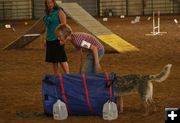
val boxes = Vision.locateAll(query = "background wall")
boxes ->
[0,0,32,20]
[0,0,180,20]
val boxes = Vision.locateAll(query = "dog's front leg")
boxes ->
[117,96,123,114]
[120,96,123,113]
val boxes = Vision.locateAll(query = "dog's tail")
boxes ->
[150,64,172,83]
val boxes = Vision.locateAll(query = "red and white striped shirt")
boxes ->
[71,32,104,50]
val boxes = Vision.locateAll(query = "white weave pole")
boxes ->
[146,11,167,36]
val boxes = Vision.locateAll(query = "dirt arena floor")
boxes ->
[0,16,179,123]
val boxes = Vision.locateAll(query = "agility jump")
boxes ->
[146,11,167,36]
[3,17,45,50]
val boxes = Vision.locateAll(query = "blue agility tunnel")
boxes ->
[42,73,116,116]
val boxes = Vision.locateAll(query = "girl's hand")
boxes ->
[59,41,65,45]
[95,63,101,73]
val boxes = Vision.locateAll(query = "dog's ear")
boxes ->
[106,72,117,88]
[112,72,117,83]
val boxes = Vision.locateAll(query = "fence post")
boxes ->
[142,0,145,15]
[32,0,35,19]
[126,0,128,16]
[3,0,5,20]
[97,0,100,17]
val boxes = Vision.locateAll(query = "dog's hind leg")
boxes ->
[148,81,157,113]
[149,100,157,113]
[142,101,149,116]
[141,94,150,116]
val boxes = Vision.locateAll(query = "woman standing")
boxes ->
[43,0,69,74]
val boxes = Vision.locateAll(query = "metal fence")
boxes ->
[0,0,32,20]
[100,0,180,16]
[33,0,98,19]
[0,0,180,20]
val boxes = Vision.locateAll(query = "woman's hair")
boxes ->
[44,0,59,15]
[56,24,72,38]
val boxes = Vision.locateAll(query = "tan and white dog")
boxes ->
[108,64,172,115]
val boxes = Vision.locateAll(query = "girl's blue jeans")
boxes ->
[84,48,104,73]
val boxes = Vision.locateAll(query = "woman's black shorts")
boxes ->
[45,40,67,63]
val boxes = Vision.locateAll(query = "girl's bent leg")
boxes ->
[84,59,95,73]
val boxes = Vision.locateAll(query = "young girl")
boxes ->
[55,24,104,73]
[43,0,69,74]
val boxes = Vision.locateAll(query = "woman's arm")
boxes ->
[58,10,66,24]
